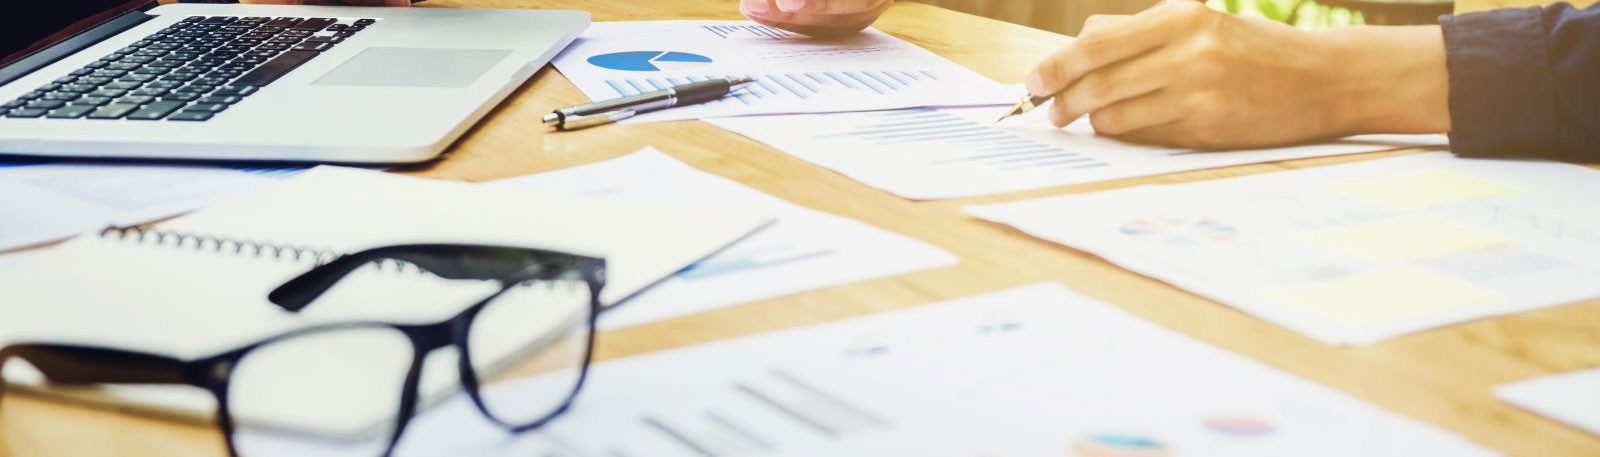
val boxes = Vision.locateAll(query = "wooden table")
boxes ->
[4,1,1599,456]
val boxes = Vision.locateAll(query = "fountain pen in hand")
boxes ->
[543,77,756,130]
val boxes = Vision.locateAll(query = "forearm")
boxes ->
[1319,25,1451,136]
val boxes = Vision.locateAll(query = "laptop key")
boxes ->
[292,42,334,52]
[43,92,81,101]
[167,111,214,122]
[72,96,112,106]
[115,95,156,106]
[87,104,139,119]
[127,101,187,120]
[163,92,202,102]
[5,108,48,118]
[89,88,128,98]
[175,84,216,95]
[234,50,316,86]
[201,16,238,25]
[213,86,257,96]
[132,87,170,97]
[26,100,66,110]
[106,81,142,90]
[121,73,159,83]
[292,18,337,31]
[199,95,242,104]
[0,100,21,110]
[132,66,172,76]
[46,105,96,119]
[184,102,228,113]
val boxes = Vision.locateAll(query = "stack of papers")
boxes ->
[0,162,300,251]
[239,283,1495,456]
[551,21,1013,122]
[968,153,1600,344]
[490,148,956,329]
[0,166,774,436]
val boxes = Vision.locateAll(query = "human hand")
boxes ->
[238,0,412,5]
[740,0,893,38]
[1025,1,1449,149]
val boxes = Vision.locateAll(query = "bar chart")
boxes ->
[601,70,945,105]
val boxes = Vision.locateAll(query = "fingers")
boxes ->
[1046,45,1179,127]
[1078,14,1129,36]
[742,0,892,37]
[776,0,887,14]
[1024,0,1207,97]
[1086,89,1187,137]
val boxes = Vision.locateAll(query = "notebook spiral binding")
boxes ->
[98,226,415,272]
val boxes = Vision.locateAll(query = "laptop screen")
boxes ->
[1,0,155,67]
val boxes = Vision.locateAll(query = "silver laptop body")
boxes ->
[0,4,587,164]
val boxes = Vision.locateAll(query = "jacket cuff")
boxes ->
[1440,7,1555,157]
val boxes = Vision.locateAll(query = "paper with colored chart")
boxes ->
[967,153,1600,344]
[550,21,1013,122]
[238,283,1495,456]
[1497,367,1600,437]
[490,148,956,329]
[706,105,1448,199]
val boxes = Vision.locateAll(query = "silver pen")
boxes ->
[543,76,756,130]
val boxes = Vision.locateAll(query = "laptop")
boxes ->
[0,1,587,163]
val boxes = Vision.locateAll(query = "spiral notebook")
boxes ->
[0,166,774,438]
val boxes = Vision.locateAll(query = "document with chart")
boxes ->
[241,283,1493,456]
[550,21,1013,122]
[490,148,956,329]
[969,153,1600,344]
[709,105,1447,199]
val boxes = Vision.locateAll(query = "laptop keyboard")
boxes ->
[1,15,376,122]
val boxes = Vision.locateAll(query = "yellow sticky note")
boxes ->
[1333,169,1521,209]
[1303,215,1510,261]
[1264,267,1498,326]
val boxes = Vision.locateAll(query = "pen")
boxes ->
[994,94,1050,124]
[543,77,756,130]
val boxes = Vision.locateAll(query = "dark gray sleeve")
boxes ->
[1440,2,1600,160]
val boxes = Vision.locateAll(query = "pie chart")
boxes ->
[587,51,713,71]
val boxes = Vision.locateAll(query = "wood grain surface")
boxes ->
[3,2,1597,456]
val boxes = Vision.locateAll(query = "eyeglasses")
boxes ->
[0,244,606,457]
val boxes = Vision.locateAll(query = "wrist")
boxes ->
[1317,25,1451,135]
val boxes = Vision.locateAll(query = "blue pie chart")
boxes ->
[587,51,713,72]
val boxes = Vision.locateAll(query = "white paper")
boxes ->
[1497,367,1600,437]
[0,249,45,272]
[490,148,956,329]
[0,166,775,437]
[551,21,1012,122]
[968,153,1600,344]
[708,105,1447,199]
[0,162,298,250]
[241,283,1495,457]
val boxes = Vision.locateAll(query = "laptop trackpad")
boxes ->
[313,47,512,88]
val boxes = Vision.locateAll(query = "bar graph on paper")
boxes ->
[814,109,1109,172]
[708,105,1450,200]
[551,21,1015,121]
[602,70,944,106]
[527,368,892,456]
